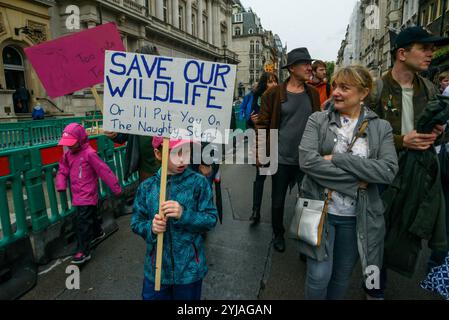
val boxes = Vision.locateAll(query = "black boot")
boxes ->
[249,208,261,226]
[273,234,286,253]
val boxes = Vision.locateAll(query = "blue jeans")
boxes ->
[142,277,202,300]
[305,214,359,300]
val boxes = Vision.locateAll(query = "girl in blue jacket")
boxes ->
[131,137,218,300]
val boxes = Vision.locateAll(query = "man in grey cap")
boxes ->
[256,47,321,252]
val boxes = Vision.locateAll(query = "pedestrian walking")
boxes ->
[12,84,30,114]
[131,137,218,300]
[56,123,122,264]
[298,65,398,300]
[256,47,321,252]
[368,26,449,299]
[308,60,333,108]
[248,72,279,226]
[239,82,258,127]
[438,71,449,96]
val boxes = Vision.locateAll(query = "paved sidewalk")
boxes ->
[21,164,442,300]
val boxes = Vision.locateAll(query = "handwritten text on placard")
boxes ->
[24,22,125,98]
[103,51,236,142]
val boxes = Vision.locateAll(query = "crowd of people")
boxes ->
[56,26,449,300]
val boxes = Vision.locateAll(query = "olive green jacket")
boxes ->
[370,70,438,151]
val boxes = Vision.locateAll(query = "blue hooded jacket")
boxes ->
[131,167,218,285]
[239,92,254,122]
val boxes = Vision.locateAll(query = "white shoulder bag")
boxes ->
[289,119,369,247]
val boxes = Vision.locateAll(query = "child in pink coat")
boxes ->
[56,123,122,264]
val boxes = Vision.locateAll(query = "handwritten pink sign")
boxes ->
[25,22,125,98]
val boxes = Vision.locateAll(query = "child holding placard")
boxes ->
[131,137,218,300]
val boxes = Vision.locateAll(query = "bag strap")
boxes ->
[347,119,369,153]
[325,119,369,203]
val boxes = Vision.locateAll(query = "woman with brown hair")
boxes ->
[247,72,278,226]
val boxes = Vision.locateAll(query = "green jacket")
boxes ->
[371,70,438,152]
[382,96,449,277]
[115,134,159,180]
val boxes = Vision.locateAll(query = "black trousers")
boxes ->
[271,164,304,236]
[252,167,267,211]
[74,205,102,254]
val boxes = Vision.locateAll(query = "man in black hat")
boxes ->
[366,26,449,299]
[256,47,321,252]
[374,26,448,152]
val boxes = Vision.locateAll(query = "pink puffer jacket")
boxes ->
[56,123,122,206]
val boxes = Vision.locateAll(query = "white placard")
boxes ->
[103,51,236,143]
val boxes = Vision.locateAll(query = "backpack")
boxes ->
[239,93,254,122]
[370,76,437,111]
[32,105,45,120]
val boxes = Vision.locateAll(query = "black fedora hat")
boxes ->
[281,47,314,69]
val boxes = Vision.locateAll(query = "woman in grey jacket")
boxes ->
[298,66,398,300]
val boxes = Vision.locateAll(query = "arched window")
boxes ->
[255,40,260,53]
[250,40,254,53]
[3,46,26,90]
[248,28,254,34]
[235,26,241,36]
[4,45,30,113]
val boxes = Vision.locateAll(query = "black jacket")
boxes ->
[383,95,449,277]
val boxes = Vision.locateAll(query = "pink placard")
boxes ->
[24,22,125,98]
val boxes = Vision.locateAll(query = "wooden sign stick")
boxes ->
[90,86,103,134]
[155,137,170,291]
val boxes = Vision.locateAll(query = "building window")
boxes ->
[249,71,254,84]
[234,13,243,23]
[163,0,168,22]
[203,18,207,41]
[248,28,254,34]
[3,46,26,91]
[235,26,241,36]
[250,57,255,69]
[192,13,197,36]
[250,40,254,53]
[256,41,260,53]
[179,6,184,30]
[392,0,400,10]
[3,46,29,113]
[428,3,434,24]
